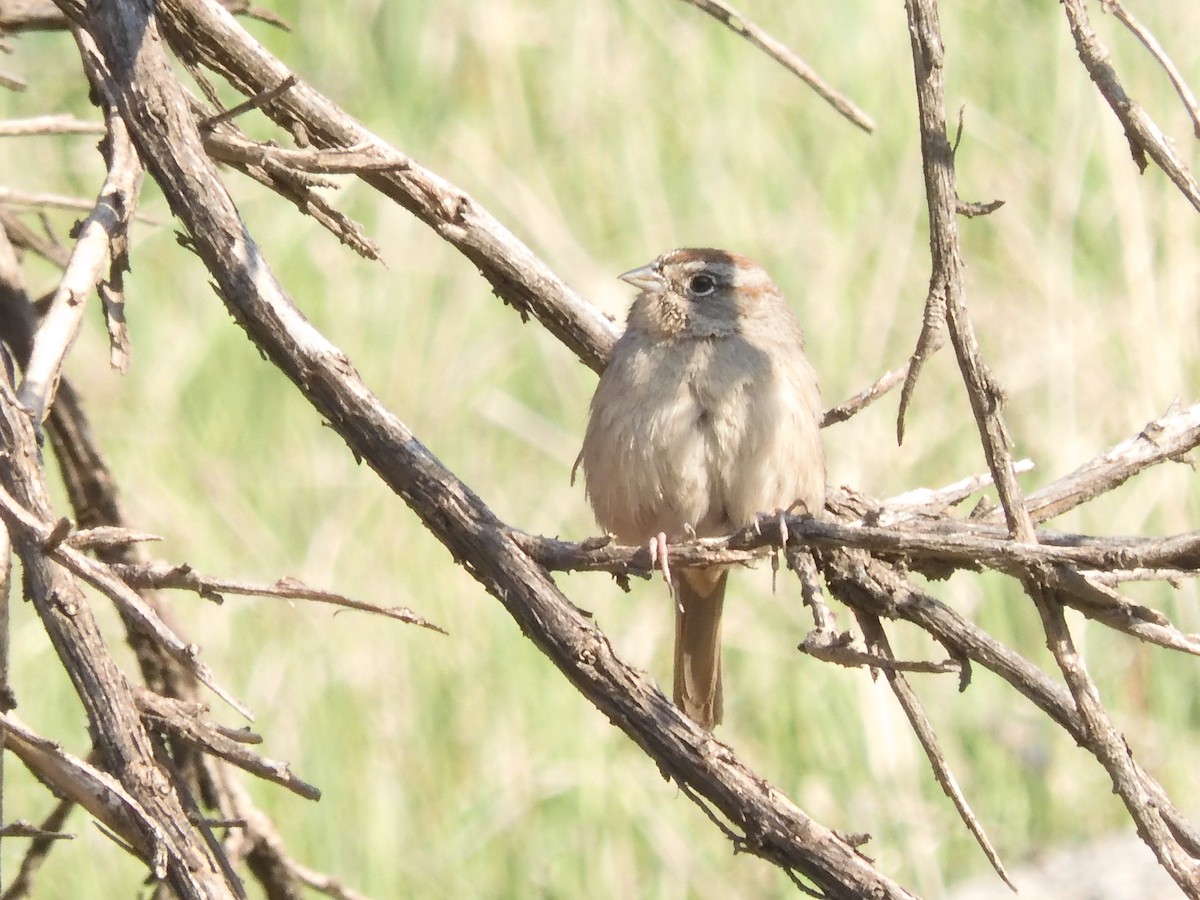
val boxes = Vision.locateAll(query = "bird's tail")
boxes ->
[673,570,728,730]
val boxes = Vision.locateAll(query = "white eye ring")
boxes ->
[688,273,717,296]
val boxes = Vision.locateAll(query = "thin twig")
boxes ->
[896,286,946,446]
[854,612,1013,889]
[0,795,76,900]
[0,114,104,136]
[112,561,447,634]
[199,74,296,129]
[880,458,1034,521]
[1049,566,1200,658]
[1,712,160,865]
[1061,0,1200,211]
[821,361,910,428]
[0,480,254,720]
[1101,0,1200,139]
[904,0,1034,541]
[1030,583,1200,893]
[674,0,875,133]
[980,401,1200,525]
[0,364,235,897]
[204,131,404,173]
[819,548,1200,858]
[159,0,622,375]
[136,690,320,801]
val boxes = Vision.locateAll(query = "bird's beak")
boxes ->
[618,263,666,294]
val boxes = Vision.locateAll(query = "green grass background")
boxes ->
[3,1,1200,897]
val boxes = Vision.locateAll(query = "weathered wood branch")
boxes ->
[1061,0,1200,210]
[0,375,237,898]
[73,0,918,894]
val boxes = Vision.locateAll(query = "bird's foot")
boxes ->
[753,508,790,547]
[648,531,675,600]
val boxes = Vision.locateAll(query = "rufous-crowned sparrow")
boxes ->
[579,248,826,730]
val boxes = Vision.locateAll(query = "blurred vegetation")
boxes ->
[2,1,1199,897]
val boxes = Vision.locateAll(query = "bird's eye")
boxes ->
[688,273,717,296]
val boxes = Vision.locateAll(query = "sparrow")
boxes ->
[579,247,826,729]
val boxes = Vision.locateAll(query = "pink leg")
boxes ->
[648,531,673,597]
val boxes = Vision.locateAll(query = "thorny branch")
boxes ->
[0,0,1197,897]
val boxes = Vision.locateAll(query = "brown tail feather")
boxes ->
[673,569,728,730]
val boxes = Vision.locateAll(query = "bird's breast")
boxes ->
[584,333,823,542]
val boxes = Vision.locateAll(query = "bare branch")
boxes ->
[0,481,254,720]
[904,0,1034,540]
[1101,0,1200,138]
[516,512,1200,582]
[980,401,1200,525]
[674,0,875,133]
[1048,566,1200,657]
[1061,0,1200,210]
[0,372,240,897]
[15,76,142,421]
[0,0,288,33]
[821,361,910,428]
[136,690,320,801]
[71,5,924,892]
[0,209,71,268]
[0,114,104,136]
[881,458,1034,521]
[112,560,447,634]
[0,185,135,214]
[0,794,76,900]
[10,0,1196,894]
[1030,582,1200,891]
[204,129,418,175]
[896,289,946,445]
[157,0,620,375]
[826,549,1200,861]
[1,712,172,884]
[854,612,1013,889]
